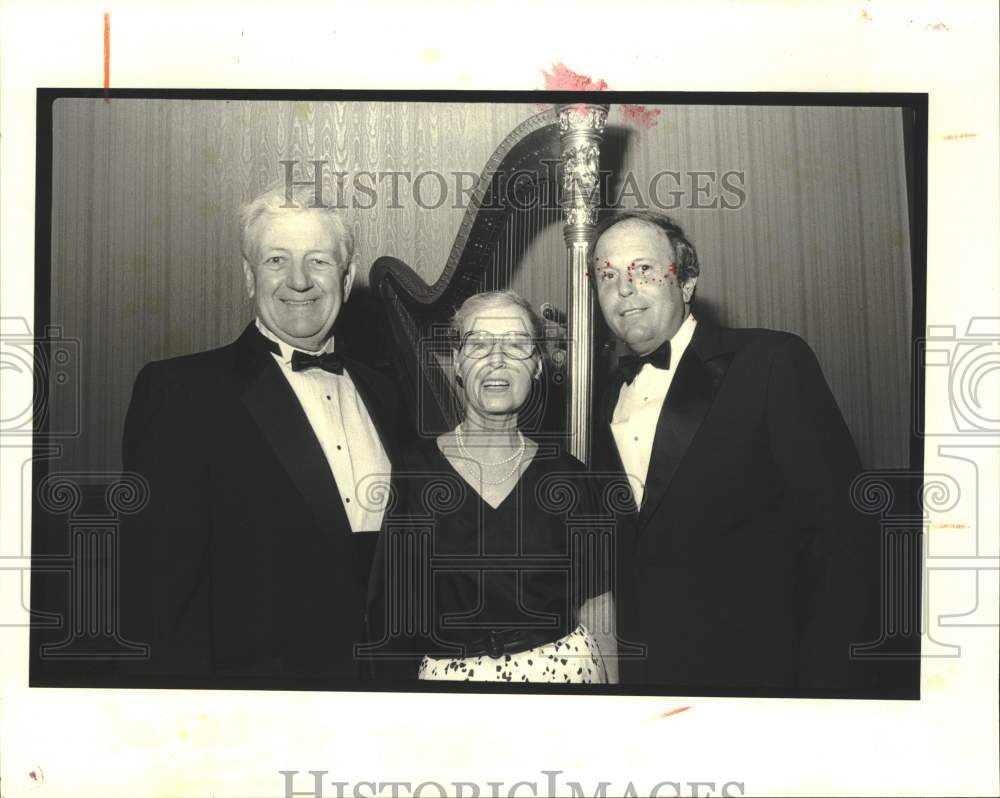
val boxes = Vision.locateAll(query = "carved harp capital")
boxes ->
[558,104,608,246]
[565,206,599,228]
[557,105,608,135]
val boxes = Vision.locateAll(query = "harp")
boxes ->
[370,103,610,464]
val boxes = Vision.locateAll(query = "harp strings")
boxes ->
[385,285,462,430]
[487,178,552,292]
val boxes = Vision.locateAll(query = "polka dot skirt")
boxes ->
[418,624,607,683]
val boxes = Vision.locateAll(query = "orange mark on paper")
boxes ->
[103,12,111,98]
[656,705,691,719]
[861,9,872,21]
[927,22,950,31]
[942,132,976,140]
[931,523,970,529]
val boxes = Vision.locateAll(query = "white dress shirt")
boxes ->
[611,314,697,509]
[256,320,391,532]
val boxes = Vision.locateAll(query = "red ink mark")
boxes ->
[103,12,110,99]
[538,63,659,130]
[943,132,976,140]
[657,706,691,719]
[927,22,950,30]
[667,263,678,275]
[538,63,607,117]
[542,62,608,93]
[861,9,872,21]
[620,104,662,129]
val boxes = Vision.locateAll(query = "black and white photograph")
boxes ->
[30,92,923,697]
[2,3,997,797]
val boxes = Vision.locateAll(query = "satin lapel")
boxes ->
[365,524,386,613]
[236,326,352,539]
[637,327,733,530]
[342,360,394,615]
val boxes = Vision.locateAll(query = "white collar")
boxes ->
[630,313,697,375]
[255,318,336,365]
[670,313,698,364]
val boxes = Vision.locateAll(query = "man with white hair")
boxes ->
[119,183,398,686]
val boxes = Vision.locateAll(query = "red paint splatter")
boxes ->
[620,104,662,129]
[542,62,608,93]
[538,63,659,129]
[538,63,607,117]
[103,13,110,99]
[927,21,950,30]
[657,706,691,719]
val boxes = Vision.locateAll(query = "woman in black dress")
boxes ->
[372,290,617,683]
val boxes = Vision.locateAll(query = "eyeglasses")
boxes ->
[459,331,537,360]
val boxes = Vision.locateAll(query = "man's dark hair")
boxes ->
[590,210,701,285]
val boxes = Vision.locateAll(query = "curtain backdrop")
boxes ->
[47,99,913,471]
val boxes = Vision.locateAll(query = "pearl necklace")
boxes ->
[455,424,526,485]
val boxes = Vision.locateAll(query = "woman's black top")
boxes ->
[373,437,610,665]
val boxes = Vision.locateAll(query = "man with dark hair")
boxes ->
[590,209,882,691]
[118,183,399,686]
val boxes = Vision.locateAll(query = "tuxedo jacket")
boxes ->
[594,322,884,692]
[117,323,400,687]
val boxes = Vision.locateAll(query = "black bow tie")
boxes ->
[290,349,344,375]
[256,327,344,374]
[618,340,671,385]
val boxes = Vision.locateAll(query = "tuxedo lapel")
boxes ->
[334,360,398,619]
[636,323,733,530]
[234,324,353,539]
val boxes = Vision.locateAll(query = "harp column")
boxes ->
[559,103,608,465]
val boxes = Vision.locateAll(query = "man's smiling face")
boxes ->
[593,219,696,355]
[242,210,355,351]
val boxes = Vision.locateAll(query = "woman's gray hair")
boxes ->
[239,179,355,264]
[449,290,547,351]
